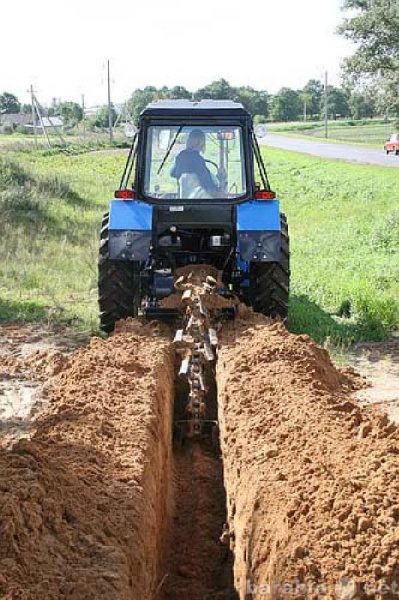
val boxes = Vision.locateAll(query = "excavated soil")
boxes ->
[0,320,175,599]
[217,306,399,599]
[1,308,399,600]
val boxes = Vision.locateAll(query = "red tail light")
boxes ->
[114,189,135,199]
[255,190,276,200]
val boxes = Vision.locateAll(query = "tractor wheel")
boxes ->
[98,213,141,333]
[249,213,290,321]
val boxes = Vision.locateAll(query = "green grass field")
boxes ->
[0,143,398,346]
[267,119,394,147]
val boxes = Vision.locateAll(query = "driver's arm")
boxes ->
[194,154,218,193]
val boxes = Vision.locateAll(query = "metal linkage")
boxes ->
[173,274,219,438]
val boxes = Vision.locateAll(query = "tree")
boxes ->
[301,80,324,119]
[339,0,399,124]
[164,86,191,100]
[95,104,117,128]
[194,79,235,101]
[325,87,350,119]
[348,92,375,119]
[270,88,302,122]
[0,92,21,114]
[127,87,160,123]
[56,101,83,124]
[235,87,269,119]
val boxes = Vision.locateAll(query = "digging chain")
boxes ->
[174,275,219,437]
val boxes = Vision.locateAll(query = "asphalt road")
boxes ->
[259,133,399,168]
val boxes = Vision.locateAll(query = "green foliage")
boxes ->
[0,91,21,114]
[266,148,399,343]
[270,88,302,121]
[94,104,117,128]
[302,80,324,118]
[348,93,375,119]
[0,155,84,230]
[371,211,399,251]
[325,87,350,119]
[56,101,83,125]
[127,86,191,123]
[194,78,234,100]
[127,80,270,123]
[0,298,47,323]
[339,0,399,123]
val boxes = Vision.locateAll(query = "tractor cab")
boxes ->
[120,100,271,202]
[99,100,289,332]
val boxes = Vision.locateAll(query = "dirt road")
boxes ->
[259,133,399,167]
[1,317,399,599]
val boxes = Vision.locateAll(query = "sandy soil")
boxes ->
[348,338,399,424]
[217,307,399,599]
[1,316,398,600]
[0,320,175,599]
[0,325,89,448]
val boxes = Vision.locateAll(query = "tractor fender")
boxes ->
[108,200,152,261]
[237,200,281,262]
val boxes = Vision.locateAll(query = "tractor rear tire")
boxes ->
[249,213,290,320]
[98,213,141,333]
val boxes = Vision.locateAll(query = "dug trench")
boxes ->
[1,310,399,599]
[0,317,235,600]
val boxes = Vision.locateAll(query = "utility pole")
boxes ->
[30,84,38,149]
[324,71,328,139]
[81,93,86,141]
[107,59,113,143]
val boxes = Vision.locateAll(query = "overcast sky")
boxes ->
[1,0,354,108]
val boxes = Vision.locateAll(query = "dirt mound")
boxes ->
[0,322,175,600]
[2,307,399,600]
[217,314,399,599]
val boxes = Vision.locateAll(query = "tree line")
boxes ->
[125,79,381,124]
[0,79,384,129]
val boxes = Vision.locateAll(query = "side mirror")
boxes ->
[124,123,137,138]
[255,124,267,138]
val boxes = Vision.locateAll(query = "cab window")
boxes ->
[143,125,247,200]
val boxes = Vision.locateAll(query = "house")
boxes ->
[24,116,64,134]
[0,113,31,133]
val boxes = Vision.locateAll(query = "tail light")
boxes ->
[255,190,276,200]
[114,189,135,200]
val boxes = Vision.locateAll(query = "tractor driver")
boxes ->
[171,129,219,197]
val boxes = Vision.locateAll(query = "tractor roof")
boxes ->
[140,99,250,118]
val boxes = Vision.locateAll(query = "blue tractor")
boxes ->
[98,100,289,332]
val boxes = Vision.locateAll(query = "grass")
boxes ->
[264,148,399,344]
[0,151,125,330]
[0,142,398,347]
[267,119,395,147]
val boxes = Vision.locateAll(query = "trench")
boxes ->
[161,363,238,600]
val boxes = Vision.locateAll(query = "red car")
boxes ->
[384,133,399,155]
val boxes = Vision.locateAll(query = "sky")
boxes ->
[0,0,355,109]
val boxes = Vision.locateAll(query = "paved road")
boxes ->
[259,133,399,168]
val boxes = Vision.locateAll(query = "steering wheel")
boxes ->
[205,159,227,190]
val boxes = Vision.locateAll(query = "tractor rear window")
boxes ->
[143,125,247,200]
